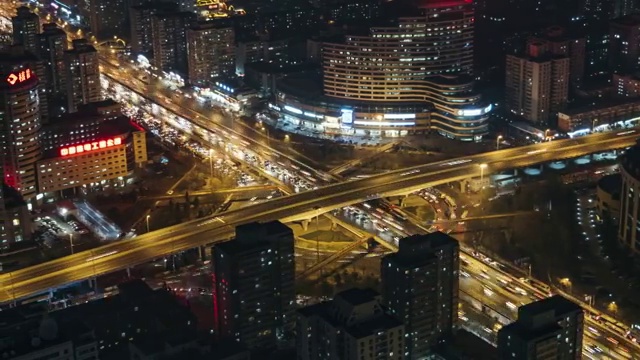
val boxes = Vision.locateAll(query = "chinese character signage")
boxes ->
[6,69,34,86]
[60,137,123,157]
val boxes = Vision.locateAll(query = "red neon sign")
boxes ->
[59,137,122,157]
[6,69,33,86]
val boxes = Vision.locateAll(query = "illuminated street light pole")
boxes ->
[261,126,270,148]
[496,135,503,150]
[208,148,214,181]
[69,234,74,255]
[146,215,151,233]
[479,163,488,183]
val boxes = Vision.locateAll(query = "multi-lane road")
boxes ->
[0,129,637,303]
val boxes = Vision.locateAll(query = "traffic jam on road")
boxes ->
[101,58,640,359]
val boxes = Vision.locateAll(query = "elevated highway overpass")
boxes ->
[0,129,636,303]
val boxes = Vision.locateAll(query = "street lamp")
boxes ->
[208,148,214,181]
[608,301,618,314]
[146,215,151,233]
[479,163,488,183]
[496,135,503,150]
[544,129,551,141]
[559,277,572,293]
[69,234,74,255]
[261,127,270,147]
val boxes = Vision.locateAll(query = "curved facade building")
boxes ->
[274,0,489,141]
[619,143,640,253]
[0,67,42,200]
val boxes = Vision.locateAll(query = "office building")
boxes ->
[212,221,295,349]
[505,42,570,126]
[11,6,40,54]
[151,11,195,75]
[38,23,68,115]
[79,0,129,40]
[618,140,640,253]
[187,22,235,86]
[37,102,147,196]
[64,39,101,112]
[497,295,584,360]
[381,232,459,359]
[609,14,640,74]
[0,49,43,201]
[296,288,405,360]
[129,2,180,58]
[274,0,490,141]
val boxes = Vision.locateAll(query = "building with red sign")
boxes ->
[36,105,147,196]
[0,54,43,201]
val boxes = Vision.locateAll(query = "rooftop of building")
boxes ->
[499,320,562,341]
[598,173,621,198]
[336,288,381,306]
[433,329,498,360]
[298,288,401,338]
[619,140,640,180]
[559,96,640,116]
[41,23,66,35]
[223,220,293,247]
[383,232,458,265]
[345,313,403,339]
[518,295,582,319]
[66,39,96,54]
[611,13,640,27]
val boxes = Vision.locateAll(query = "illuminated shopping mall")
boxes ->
[271,0,490,141]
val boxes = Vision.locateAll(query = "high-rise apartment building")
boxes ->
[79,0,129,40]
[528,26,586,89]
[381,232,459,359]
[296,288,405,360]
[187,22,235,86]
[151,11,195,75]
[64,39,101,112]
[11,6,40,54]
[618,141,640,253]
[497,295,584,360]
[0,49,43,201]
[129,2,180,58]
[38,23,68,115]
[212,221,295,349]
[609,14,640,74]
[505,42,570,126]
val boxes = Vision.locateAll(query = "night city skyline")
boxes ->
[0,0,639,359]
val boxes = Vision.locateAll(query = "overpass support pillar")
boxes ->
[399,195,408,208]
[199,246,207,261]
[330,220,337,231]
[126,267,131,278]
[513,169,518,176]
[86,278,98,292]
[301,219,310,231]
[459,180,467,193]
